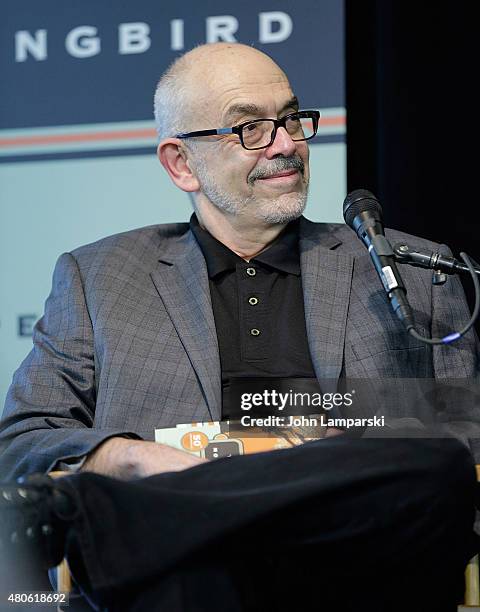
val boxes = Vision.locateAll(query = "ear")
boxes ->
[157,138,200,193]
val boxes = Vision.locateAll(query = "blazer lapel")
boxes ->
[149,219,353,418]
[150,230,221,421]
[299,218,354,391]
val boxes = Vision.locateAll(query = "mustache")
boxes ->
[248,156,305,184]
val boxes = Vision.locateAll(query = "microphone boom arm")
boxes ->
[392,242,480,276]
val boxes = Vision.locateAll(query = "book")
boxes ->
[154,419,321,458]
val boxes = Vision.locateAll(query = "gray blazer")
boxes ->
[1,217,478,479]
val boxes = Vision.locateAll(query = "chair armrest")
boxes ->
[48,471,72,595]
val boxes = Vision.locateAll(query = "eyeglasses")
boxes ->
[175,110,320,151]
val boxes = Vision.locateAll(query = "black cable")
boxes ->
[408,252,480,345]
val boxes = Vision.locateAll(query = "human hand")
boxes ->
[324,427,345,438]
[81,437,207,479]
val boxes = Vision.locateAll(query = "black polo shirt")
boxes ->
[190,214,317,408]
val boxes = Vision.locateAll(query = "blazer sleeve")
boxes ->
[430,246,480,455]
[0,252,141,481]
[432,249,480,378]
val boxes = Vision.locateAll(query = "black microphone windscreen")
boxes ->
[343,189,383,228]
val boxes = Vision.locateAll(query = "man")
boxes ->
[0,43,479,610]
[1,42,478,479]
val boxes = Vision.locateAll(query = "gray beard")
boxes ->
[193,156,309,223]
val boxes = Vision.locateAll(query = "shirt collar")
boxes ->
[190,213,301,278]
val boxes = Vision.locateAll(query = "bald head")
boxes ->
[153,43,290,140]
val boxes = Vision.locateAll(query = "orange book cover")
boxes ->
[155,420,323,459]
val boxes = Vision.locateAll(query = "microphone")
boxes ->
[343,189,415,330]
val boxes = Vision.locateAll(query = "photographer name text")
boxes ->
[240,415,385,428]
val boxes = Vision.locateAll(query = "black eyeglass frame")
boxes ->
[175,110,320,150]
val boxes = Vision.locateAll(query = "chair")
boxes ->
[49,472,72,595]
[465,555,480,606]
[462,465,480,608]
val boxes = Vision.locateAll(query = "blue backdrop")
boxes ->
[0,0,346,406]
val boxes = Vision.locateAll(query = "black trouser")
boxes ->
[59,437,479,612]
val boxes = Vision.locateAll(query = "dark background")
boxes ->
[346,1,478,321]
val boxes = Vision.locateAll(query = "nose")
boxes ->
[265,126,297,159]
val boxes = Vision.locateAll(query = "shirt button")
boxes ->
[250,328,261,336]
[246,267,256,276]
[248,297,259,306]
